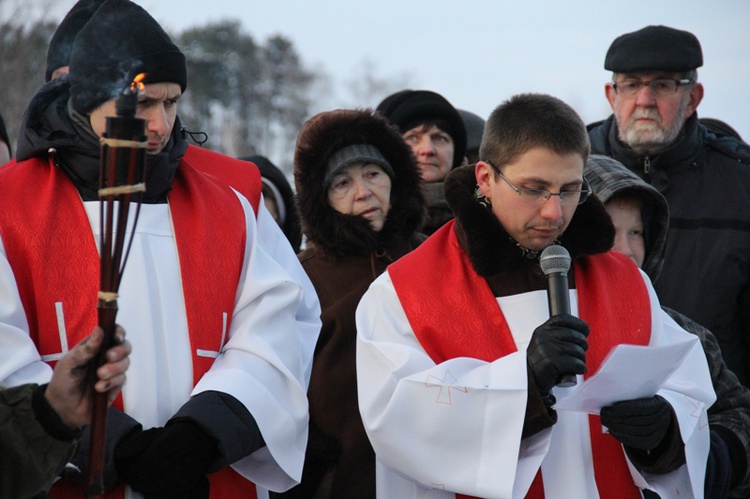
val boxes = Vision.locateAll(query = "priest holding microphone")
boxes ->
[355,93,714,498]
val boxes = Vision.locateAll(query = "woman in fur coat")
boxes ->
[278,109,426,498]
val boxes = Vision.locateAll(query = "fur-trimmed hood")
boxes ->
[294,109,425,258]
[444,165,616,277]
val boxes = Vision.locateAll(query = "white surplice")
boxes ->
[355,270,714,499]
[0,192,321,498]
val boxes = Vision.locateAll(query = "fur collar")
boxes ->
[444,166,615,277]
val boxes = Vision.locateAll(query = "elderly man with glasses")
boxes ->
[356,93,714,498]
[588,26,750,392]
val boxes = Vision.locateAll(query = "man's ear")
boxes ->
[475,161,494,200]
[605,82,617,111]
[685,82,704,117]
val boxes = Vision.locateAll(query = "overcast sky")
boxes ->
[50,0,750,141]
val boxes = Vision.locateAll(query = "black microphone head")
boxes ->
[539,245,571,275]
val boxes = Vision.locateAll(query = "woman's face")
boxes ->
[327,162,392,232]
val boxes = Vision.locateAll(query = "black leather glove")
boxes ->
[114,419,220,498]
[527,314,589,396]
[600,395,672,451]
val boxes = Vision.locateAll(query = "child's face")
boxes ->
[606,197,645,268]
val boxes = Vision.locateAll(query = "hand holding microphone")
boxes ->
[527,314,589,397]
[527,245,589,397]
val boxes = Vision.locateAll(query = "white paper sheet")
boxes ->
[552,339,695,414]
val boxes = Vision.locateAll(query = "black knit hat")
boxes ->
[377,90,467,169]
[45,0,107,82]
[605,25,703,73]
[69,0,187,114]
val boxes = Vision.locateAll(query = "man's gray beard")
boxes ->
[617,98,689,156]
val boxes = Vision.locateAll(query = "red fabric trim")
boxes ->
[0,155,262,497]
[182,144,262,217]
[388,222,650,499]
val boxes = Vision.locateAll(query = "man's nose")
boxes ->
[539,194,564,219]
[144,106,171,137]
[634,83,658,106]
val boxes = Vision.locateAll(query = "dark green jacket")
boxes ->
[0,383,77,498]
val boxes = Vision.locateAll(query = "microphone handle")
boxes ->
[547,272,577,387]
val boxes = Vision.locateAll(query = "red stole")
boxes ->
[0,153,262,497]
[388,221,651,499]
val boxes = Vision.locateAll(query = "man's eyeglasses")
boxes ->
[484,160,590,206]
[612,78,693,98]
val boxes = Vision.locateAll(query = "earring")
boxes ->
[474,185,491,209]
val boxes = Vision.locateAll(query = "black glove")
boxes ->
[527,314,589,396]
[600,395,672,451]
[704,430,732,499]
[114,419,220,498]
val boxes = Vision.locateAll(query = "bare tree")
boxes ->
[176,21,317,164]
[0,9,55,153]
[343,58,413,109]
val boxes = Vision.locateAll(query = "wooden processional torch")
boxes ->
[86,73,147,498]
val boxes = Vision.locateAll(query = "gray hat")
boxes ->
[324,144,394,188]
[605,25,703,73]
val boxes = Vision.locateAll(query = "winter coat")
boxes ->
[281,109,426,498]
[589,113,750,386]
[585,154,750,497]
[0,384,78,498]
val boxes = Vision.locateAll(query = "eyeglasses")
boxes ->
[484,160,590,206]
[612,78,693,98]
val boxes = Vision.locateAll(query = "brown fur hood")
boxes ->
[444,165,616,277]
[294,109,425,258]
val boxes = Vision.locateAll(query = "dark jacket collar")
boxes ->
[589,113,705,185]
[444,165,615,278]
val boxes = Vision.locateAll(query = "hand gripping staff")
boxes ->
[86,73,147,498]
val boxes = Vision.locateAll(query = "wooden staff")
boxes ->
[86,74,147,498]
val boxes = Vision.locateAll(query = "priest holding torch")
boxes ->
[355,93,715,498]
[0,0,320,498]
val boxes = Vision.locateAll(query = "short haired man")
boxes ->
[0,0,320,497]
[356,93,714,498]
[585,154,750,498]
[377,89,467,235]
[588,25,750,387]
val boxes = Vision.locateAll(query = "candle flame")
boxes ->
[131,73,146,92]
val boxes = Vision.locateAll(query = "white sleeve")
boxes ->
[191,194,318,491]
[0,237,53,386]
[255,196,320,387]
[355,271,535,498]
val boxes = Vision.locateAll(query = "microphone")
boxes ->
[539,245,577,387]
